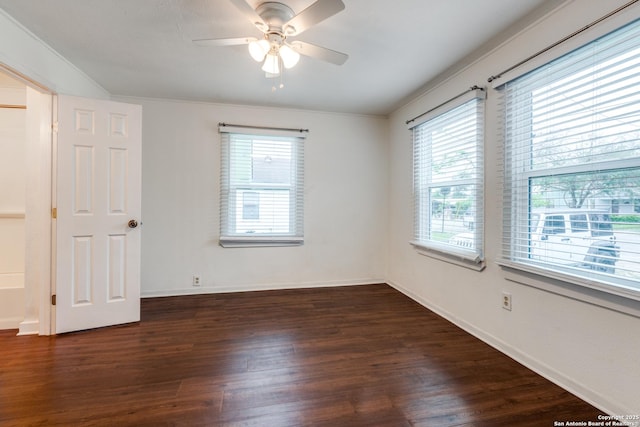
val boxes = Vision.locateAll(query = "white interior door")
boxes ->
[56,95,142,334]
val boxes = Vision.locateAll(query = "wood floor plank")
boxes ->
[0,284,602,426]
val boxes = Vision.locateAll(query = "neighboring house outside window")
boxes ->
[219,128,305,247]
[410,89,485,266]
[499,18,640,300]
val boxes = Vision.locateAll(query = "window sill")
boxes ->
[497,260,640,318]
[410,241,485,271]
[219,236,304,248]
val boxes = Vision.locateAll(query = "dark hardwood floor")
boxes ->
[0,284,601,426]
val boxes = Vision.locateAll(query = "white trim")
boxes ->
[522,158,640,181]
[140,279,384,298]
[17,319,39,336]
[386,279,632,416]
[411,241,485,271]
[49,94,58,336]
[219,236,304,248]
[497,260,640,317]
[20,86,54,336]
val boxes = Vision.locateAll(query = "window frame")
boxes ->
[409,89,486,269]
[219,128,305,248]
[498,17,640,304]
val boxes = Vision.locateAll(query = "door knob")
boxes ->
[128,219,138,229]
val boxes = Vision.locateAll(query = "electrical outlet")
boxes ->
[502,292,512,311]
[192,275,201,287]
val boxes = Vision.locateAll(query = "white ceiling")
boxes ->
[0,0,556,115]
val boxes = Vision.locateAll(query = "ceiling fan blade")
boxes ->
[193,37,256,47]
[290,41,348,65]
[228,0,267,32]
[284,0,345,36]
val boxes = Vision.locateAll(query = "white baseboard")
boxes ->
[141,278,385,298]
[386,280,630,417]
[17,319,39,336]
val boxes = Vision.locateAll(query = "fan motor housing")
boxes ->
[256,2,295,32]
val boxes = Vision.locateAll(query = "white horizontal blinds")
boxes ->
[501,18,640,293]
[413,95,484,260]
[220,131,304,244]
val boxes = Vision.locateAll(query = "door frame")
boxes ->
[1,64,55,336]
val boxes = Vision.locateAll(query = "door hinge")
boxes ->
[52,208,57,219]
[51,294,56,306]
[52,121,59,133]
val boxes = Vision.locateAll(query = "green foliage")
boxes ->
[534,169,640,208]
[531,194,554,208]
[454,200,471,217]
[611,214,640,223]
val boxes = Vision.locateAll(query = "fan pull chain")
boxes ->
[271,56,285,92]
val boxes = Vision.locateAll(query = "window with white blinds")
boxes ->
[219,130,304,247]
[411,93,485,263]
[499,18,640,299]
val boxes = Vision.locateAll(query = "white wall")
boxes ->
[388,0,640,416]
[0,79,26,329]
[117,97,388,296]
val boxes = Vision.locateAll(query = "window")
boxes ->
[542,216,565,235]
[500,18,640,299]
[570,215,588,233]
[219,129,305,247]
[242,191,260,220]
[410,89,485,264]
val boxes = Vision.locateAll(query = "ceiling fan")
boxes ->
[193,0,348,77]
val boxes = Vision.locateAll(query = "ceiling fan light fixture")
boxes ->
[248,39,270,62]
[262,52,280,74]
[194,0,348,81]
[279,45,300,69]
